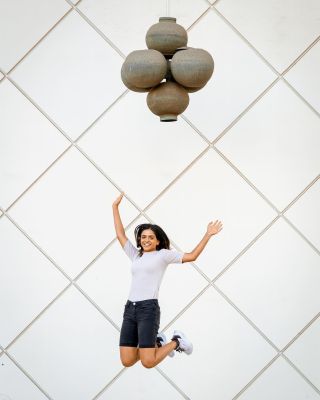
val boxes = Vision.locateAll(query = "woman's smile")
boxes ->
[141,229,160,252]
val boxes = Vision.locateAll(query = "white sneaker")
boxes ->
[171,330,193,355]
[156,332,175,357]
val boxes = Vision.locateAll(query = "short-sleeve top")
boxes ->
[123,239,184,301]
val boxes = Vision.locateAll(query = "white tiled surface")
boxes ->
[8,147,139,278]
[1,1,319,399]
[216,81,320,211]
[285,317,320,390]
[184,9,277,141]
[78,92,207,209]
[10,10,125,139]
[285,180,320,250]
[215,218,320,349]
[160,288,276,400]
[237,357,320,400]
[0,79,70,209]
[9,286,122,400]
[0,354,47,400]
[0,217,69,348]
[285,41,320,113]
[0,0,70,73]
[98,363,186,400]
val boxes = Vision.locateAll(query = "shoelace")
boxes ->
[157,335,183,353]
[172,336,183,352]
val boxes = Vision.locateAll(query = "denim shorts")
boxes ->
[119,299,160,348]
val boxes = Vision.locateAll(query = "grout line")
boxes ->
[0,350,53,399]
[282,214,320,256]
[210,6,320,121]
[280,175,320,215]
[282,353,320,396]
[3,145,73,212]
[1,3,320,396]
[74,89,129,142]
[209,7,281,76]
[213,284,280,351]
[211,78,280,145]
[281,34,320,76]
[212,146,280,213]
[281,312,320,354]
[232,354,282,399]
[186,6,212,32]
[211,215,280,283]
[2,76,128,213]
[5,7,75,76]
[0,211,129,351]
[92,368,128,400]
[282,77,320,119]
[65,0,125,59]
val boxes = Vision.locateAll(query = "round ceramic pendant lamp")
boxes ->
[121,17,214,121]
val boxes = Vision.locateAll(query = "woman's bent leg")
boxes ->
[120,346,139,367]
[139,341,177,368]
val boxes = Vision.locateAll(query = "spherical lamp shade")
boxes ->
[121,49,167,89]
[146,17,188,56]
[121,73,150,92]
[171,48,214,88]
[147,81,189,122]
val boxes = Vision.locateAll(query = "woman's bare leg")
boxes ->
[139,340,177,368]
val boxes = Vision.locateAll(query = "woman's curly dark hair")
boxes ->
[134,223,170,257]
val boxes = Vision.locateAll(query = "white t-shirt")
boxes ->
[123,239,184,301]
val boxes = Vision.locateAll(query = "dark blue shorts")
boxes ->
[119,299,160,348]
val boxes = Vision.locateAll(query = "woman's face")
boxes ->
[140,229,160,252]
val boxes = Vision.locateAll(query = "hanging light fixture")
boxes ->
[121,17,214,122]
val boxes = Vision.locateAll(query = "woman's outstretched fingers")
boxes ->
[207,220,223,236]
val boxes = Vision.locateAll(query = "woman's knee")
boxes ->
[119,346,138,367]
[139,349,156,368]
[141,359,155,368]
[121,358,137,367]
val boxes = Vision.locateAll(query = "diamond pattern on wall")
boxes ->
[0,0,70,72]
[10,10,125,139]
[1,0,319,399]
[215,0,320,72]
[8,286,122,400]
[147,149,277,279]
[0,217,68,348]
[216,81,320,210]
[284,180,320,250]
[0,79,70,209]
[159,288,276,400]
[285,317,320,391]
[0,354,47,400]
[285,41,320,113]
[78,92,207,209]
[215,218,320,348]
[7,147,139,278]
[184,8,277,141]
[237,357,320,400]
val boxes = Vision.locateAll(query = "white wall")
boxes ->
[0,0,320,399]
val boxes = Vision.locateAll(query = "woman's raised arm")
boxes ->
[182,220,223,263]
[112,193,128,248]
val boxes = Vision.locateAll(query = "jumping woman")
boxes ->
[113,192,223,369]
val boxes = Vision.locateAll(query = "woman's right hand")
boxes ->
[112,192,124,207]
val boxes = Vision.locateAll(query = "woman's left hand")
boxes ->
[207,220,223,236]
